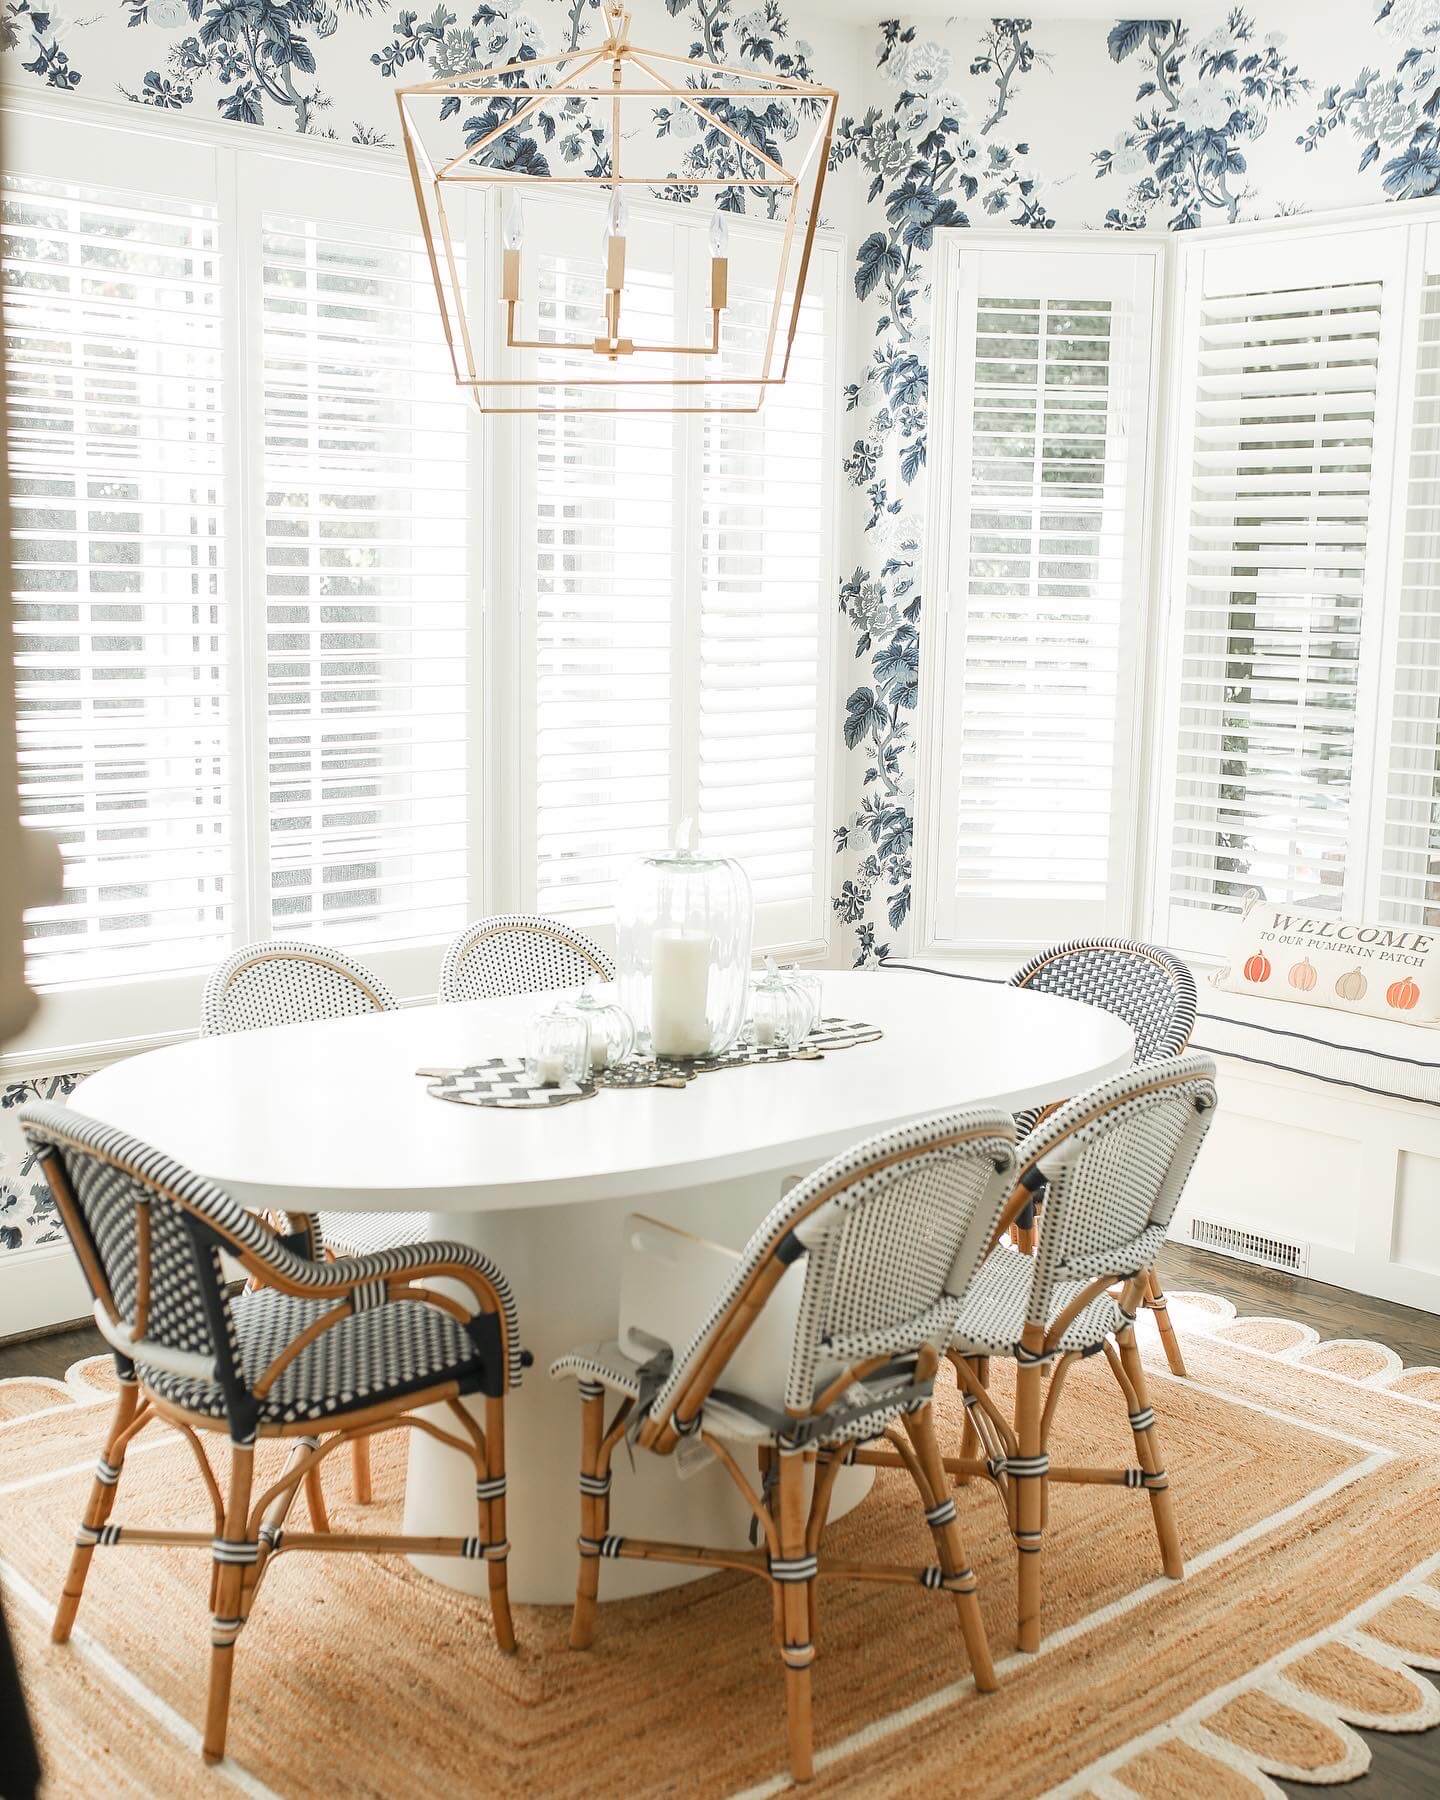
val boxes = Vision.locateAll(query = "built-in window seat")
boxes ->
[886,959,1440,1313]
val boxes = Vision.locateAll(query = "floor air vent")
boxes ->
[1184,1216,1310,1276]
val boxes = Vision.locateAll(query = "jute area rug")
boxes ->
[2,1292,1438,1798]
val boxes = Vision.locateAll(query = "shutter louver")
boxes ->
[259,212,469,946]
[699,284,826,915]
[1167,275,1384,942]
[956,294,1127,900]
[531,253,676,916]
[6,174,229,985]
[1381,271,1440,929]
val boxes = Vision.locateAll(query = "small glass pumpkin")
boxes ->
[617,821,753,1059]
[778,964,823,1040]
[524,1002,589,1087]
[572,989,635,1074]
[747,958,813,1049]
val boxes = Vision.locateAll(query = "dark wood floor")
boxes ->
[2,1247,1436,1794]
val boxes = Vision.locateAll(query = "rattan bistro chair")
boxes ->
[19,1101,525,1766]
[202,939,423,1505]
[552,1109,1018,1784]
[202,939,417,1263]
[438,912,614,1003]
[1008,937,1197,1377]
[943,1055,1217,1654]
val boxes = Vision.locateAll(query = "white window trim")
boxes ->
[914,228,1169,963]
[1,86,844,1069]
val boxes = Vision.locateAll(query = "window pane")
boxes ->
[1168,279,1382,936]
[7,174,229,985]
[699,281,826,909]
[1382,271,1440,930]
[259,213,469,946]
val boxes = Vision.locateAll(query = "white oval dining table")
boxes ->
[74,968,1133,1604]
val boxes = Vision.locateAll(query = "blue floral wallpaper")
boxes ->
[0,4,1436,1250]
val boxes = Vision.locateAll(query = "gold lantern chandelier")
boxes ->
[395,2,837,414]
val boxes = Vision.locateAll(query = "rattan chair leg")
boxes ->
[1143,1271,1188,1378]
[1117,1325,1183,1579]
[483,1394,516,1653]
[759,1445,784,1646]
[904,1406,997,1692]
[953,1354,988,1487]
[203,1442,255,1765]
[53,1377,139,1643]
[776,1449,815,1783]
[304,1459,331,1534]
[1013,1354,1045,1654]
[350,1435,373,1505]
[571,1385,607,1650]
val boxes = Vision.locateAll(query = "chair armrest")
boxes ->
[218,1219,525,1389]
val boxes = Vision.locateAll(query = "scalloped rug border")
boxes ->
[1050,1290,1440,1799]
[3,1314,1439,1796]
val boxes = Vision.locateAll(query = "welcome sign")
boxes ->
[1216,900,1440,1025]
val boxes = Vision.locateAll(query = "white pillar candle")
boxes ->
[533,1054,566,1087]
[752,1014,777,1048]
[589,1035,610,1073]
[651,929,711,1058]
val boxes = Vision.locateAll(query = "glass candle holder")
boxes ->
[572,990,634,1075]
[617,822,753,1060]
[524,1003,589,1087]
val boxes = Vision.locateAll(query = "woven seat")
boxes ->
[1008,936,1198,1377]
[144,1279,494,1426]
[439,913,613,1004]
[944,1054,1218,1655]
[949,1244,1126,1358]
[552,1107,1017,1784]
[19,1101,525,1765]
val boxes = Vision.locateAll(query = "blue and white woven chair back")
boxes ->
[18,1102,241,1378]
[438,913,614,1004]
[644,1109,1016,1433]
[1024,1054,1217,1332]
[202,940,396,1037]
[782,1113,1019,1413]
[1010,938,1197,1065]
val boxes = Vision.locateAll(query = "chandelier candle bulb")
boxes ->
[651,930,712,1059]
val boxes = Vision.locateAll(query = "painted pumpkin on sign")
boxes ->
[1387,976,1421,1012]
[1335,969,1368,1003]
[1288,958,1317,991]
[1243,952,1271,984]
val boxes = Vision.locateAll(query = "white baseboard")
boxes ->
[0,1242,90,1338]
[1177,1053,1440,1316]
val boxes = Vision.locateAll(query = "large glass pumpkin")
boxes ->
[617,837,753,1059]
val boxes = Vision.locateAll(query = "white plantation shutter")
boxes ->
[698,275,830,941]
[256,193,469,947]
[520,203,838,947]
[527,221,676,915]
[1160,230,1405,954]
[923,244,1158,946]
[1380,266,1440,930]
[5,169,230,986]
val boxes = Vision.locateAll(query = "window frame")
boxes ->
[2,90,845,1067]
[915,229,1168,960]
